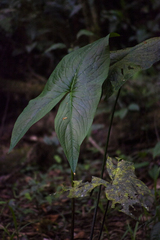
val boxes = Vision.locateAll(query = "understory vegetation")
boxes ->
[0,0,160,239]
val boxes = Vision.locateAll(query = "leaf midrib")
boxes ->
[68,71,78,171]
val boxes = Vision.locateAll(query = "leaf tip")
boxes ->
[8,144,13,154]
[110,32,120,38]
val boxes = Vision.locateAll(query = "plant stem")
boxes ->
[71,170,75,240]
[98,200,109,240]
[89,88,121,240]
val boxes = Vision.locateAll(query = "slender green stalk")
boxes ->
[9,206,19,240]
[71,170,75,240]
[89,88,121,240]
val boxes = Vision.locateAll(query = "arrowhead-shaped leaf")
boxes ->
[104,37,160,98]
[9,34,111,172]
[54,37,111,172]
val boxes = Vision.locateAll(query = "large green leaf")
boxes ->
[9,34,111,172]
[104,37,160,98]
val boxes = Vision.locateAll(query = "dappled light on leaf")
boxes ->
[67,177,108,198]
[57,177,109,198]
[59,158,154,218]
[105,157,154,218]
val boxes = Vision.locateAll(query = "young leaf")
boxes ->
[104,37,160,98]
[153,142,160,158]
[76,29,95,39]
[45,43,66,53]
[149,165,160,181]
[9,34,111,172]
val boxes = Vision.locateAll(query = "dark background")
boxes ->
[0,1,160,239]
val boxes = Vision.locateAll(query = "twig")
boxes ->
[88,136,104,155]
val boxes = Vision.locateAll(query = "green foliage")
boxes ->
[9,36,160,173]
[8,32,160,239]
[152,142,160,159]
[149,164,160,200]
[114,107,128,119]
[1,1,160,239]
[0,199,30,240]
[59,157,153,218]
[9,34,112,172]
[18,172,56,205]
[76,29,95,39]
[1,0,159,81]
[149,165,160,182]
[45,43,67,53]
[126,220,139,240]
[104,37,160,98]
[114,102,140,119]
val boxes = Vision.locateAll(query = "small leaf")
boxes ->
[24,192,32,201]
[76,29,95,39]
[134,161,149,169]
[153,142,160,158]
[45,43,66,53]
[54,155,62,163]
[149,165,160,181]
[26,42,37,53]
[128,103,140,111]
[114,108,128,119]
[69,4,82,17]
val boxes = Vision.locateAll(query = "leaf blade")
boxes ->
[104,37,160,98]
[105,158,154,217]
[55,35,111,172]
[9,35,111,173]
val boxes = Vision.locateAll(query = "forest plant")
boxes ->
[149,165,160,200]
[9,34,160,238]
[1,201,24,240]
